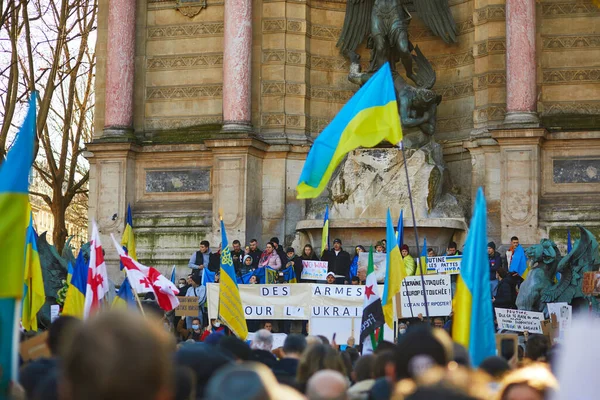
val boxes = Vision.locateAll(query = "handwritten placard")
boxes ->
[495,308,544,334]
[301,260,328,281]
[426,256,462,274]
[175,296,200,317]
[400,275,452,317]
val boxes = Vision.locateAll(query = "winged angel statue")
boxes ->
[337,0,457,136]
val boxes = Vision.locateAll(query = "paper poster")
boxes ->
[400,275,452,317]
[495,308,544,334]
[301,260,328,281]
[426,256,462,274]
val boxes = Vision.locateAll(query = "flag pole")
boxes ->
[398,141,431,321]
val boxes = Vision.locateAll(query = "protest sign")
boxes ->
[20,331,50,361]
[301,260,328,281]
[541,319,559,344]
[247,332,288,349]
[547,302,572,343]
[495,308,544,334]
[358,252,387,282]
[175,296,200,317]
[426,256,462,274]
[50,305,60,323]
[400,275,452,317]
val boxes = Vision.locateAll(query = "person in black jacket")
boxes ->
[488,241,503,295]
[284,247,304,282]
[248,239,262,269]
[270,237,287,264]
[321,238,352,283]
[493,268,517,309]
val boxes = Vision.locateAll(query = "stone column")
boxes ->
[103,0,136,137]
[222,0,252,132]
[504,0,538,126]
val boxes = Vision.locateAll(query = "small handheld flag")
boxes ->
[321,205,329,257]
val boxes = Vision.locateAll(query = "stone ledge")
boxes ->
[296,218,468,230]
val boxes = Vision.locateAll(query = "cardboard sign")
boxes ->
[400,275,452,317]
[582,271,600,295]
[541,318,559,344]
[495,308,544,334]
[426,256,462,274]
[301,260,328,281]
[495,333,519,364]
[175,296,200,317]
[20,331,50,362]
[547,302,572,343]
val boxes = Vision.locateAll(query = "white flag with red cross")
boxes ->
[83,220,110,319]
[110,234,180,311]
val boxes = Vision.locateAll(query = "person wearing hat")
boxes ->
[488,241,503,294]
[401,244,417,276]
[285,247,304,282]
[326,271,337,284]
[321,238,352,284]
[185,275,207,330]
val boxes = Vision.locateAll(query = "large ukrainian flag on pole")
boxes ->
[120,203,136,269]
[0,93,36,394]
[218,214,248,340]
[22,214,46,331]
[382,209,406,329]
[452,187,496,366]
[296,62,402,198]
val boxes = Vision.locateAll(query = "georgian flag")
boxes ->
[111,234,180,311]
[359,247,385,352]
[83,220,110,319]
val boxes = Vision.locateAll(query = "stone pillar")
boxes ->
[504,0,538,126]
[222,0,252,132]
[491,129,547,244]
[103,0,136,138]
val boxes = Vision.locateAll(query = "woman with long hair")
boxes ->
[301,244,319,261]
[258,242,282,270]
[350,245,365,279]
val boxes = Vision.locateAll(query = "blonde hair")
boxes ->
[496,363,558,400]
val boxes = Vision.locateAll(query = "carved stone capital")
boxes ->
[177,0,206,18]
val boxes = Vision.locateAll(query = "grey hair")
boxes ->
[251,329,273,351]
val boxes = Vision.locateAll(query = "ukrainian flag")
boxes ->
[120,204,136,269]
[0,92,36,393]
[218,216,248,340]
[382,209,406,329]
[453,188,496,367]
[62,250,89,318]
[416,237,428,276]
[112,277,137,310]
[281,265,297,283]
[296,62,402,198]
[321,205,329,256]
[22,214,46,331]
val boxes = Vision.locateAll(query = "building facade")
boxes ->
[88,0,600,278]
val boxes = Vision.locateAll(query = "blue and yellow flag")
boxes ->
[112,277,137,310]
[415,237,428,276]
[62,250,89,318]
[0,92,36,393]
[510,245,528,278]
[22,214,46,331]
[120,204,136,269]
[453,188,496,367]
[218,216,248,340]
[281,265,297,283]
[321,205,329,256]
[382,209,406,329]
[296,63,402,198]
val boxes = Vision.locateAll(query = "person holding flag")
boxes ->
[360,247,386,354]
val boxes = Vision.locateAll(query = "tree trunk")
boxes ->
[51,199,68,254]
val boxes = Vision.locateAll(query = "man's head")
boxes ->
[401,244,409,258]
[270,237,280,249]
[48,316,82,357]
[326,272,336,284]
[62,311,174,400]
[375,242,384,253]
[333,238,342,251]
[250,239,258,251]
[192,318,202,332]
[398,322,407,335]
[191,275,201,287]
[357,267,367,282]
[186,274,193,285]
[433,317,445,329]
[446,242,458,256]
[488,241,496,256]
[178,278,186,287]
[526,334,550,361]
[251,329,273,351]
[263,322,273,332]
[427,248,436,257]
[286,247,296,259]
[232,240,241,252]
[306,370,349,400]
[282,334,307,359]
[511,236,519,247]
[200,240,210,253]
[351,276,360,285]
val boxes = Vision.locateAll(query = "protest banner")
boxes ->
[426,256,462,274]
[547,302,572,343]
[175,296,200,317]
[495,308,544,334]
[20,331,50,361]
[301,260,328,281]
[358,252,387,282]
[399,275,452,317]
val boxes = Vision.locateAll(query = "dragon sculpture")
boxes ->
[338,0,456,138]
[516,226,600,314]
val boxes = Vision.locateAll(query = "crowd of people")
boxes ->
[16,308,566,400]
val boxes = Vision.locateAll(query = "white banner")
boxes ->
[301,260,328,281]
[358,253,387,282]
[495,308,544,334]
[400,275,452,317]
[426,256,462,274]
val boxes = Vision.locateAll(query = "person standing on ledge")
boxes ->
[188,240,220,279]
[321,238,352,284]
[401,244,416,276]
